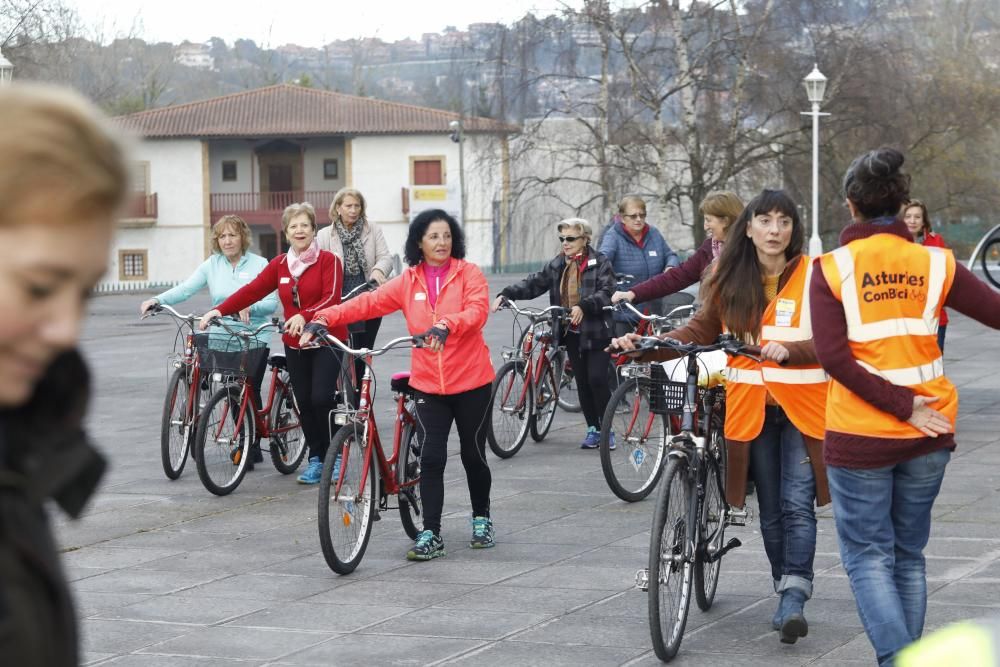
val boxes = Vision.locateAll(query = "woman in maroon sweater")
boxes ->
[613,191,743,307]
[810,148,1000,666]
[202,202,347,485]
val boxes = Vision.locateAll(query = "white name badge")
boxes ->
[587,258,597,267]
[414,292,427,301]
[649,250,658,256]
[280,277,291,284]
[775,298,796,327]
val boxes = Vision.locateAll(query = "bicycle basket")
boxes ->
[196,332,268,379]
[640,364,682,415]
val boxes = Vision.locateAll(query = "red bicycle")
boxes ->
[307,332,423,574]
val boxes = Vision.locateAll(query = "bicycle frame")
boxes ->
[498,300,568,412]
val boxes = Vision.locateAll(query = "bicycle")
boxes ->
[142,303,212,481]
[981,234,1000,289]
[488,299,571,458]
[192,317,306,496]
[598,300,696,502]
[629,334,758,662]
[305,332,423,575]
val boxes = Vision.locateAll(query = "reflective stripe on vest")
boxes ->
[724,256,828,441]
[820,235,958,439]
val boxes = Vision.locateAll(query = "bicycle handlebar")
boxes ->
[202,315,283,338]
[314,333,423,357]
[141,303,200,323]
[626,334,762,363]
[497,298,569,321]
[604,300,694,322]
[343,278,379,302]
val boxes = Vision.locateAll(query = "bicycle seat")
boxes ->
[267,353,287,370]
[390,371,412,394]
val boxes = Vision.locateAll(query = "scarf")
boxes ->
[336,218,368,277]
[711,238,724,261]
[423,259,451,309]
[287,239,320,279]
[559,252,586,311]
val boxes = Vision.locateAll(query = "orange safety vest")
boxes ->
[818,233,957,438]
[724,256,829,442]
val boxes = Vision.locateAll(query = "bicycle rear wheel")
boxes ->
[161,367,196,480]
[600,377,669,502]
[487,360,532,458]
[555,349,581,412]
[318,425,376,574]
[268,378,306,474]
[695,422,726,611]
[397,421,423,540]
[529,362,558,442]
[649,457,694,662]
[981,237,1000,289]
[194,385,251,496]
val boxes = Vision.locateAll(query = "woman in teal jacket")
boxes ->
[140,215,278,464]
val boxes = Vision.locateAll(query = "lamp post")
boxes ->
[448,119,466,227]
[0,47,13,86]
[801,64,828,256]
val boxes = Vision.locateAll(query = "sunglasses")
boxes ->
[622,213,647,220]
[291,284,300,308]
[558,235,581,243]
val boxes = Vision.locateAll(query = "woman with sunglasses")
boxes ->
[492,218,615,449]
[201,202,347,485]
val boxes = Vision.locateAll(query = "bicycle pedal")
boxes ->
[726,506,753,527]
[713,537,742,561]
[635,568,649,592]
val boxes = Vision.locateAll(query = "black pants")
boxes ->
[564,332,612,430]
[414,383,492,536]
[284,344,342,461]
[348,317,382,390]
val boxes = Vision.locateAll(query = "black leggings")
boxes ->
[414,383,493,536]
[564,332,612,430]
[283,344,342,461]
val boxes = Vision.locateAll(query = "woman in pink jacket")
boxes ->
[302,209,495,562]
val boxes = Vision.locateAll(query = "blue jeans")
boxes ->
[748,406,818,595]
[827,449,951,666]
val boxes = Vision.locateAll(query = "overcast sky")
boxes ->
[65,0,586,47]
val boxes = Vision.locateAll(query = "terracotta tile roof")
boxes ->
[116,84,518,138]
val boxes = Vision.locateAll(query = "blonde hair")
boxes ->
[617,194,646,214]
[556,217,593,241]
[0,83,127,225]
[211,215,251,254]
[329,187,367,225]
[282,202,317,233]
[699,191,744,228]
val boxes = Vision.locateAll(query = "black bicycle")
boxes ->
[630,334,757,662]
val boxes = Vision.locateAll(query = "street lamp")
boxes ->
[0,47,13,86]
[448,119,466,227]
[801,64,828,256]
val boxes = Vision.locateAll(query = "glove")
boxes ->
[422,326,449,346]
[303,321,329,339]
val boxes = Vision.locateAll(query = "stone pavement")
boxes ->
[60,273,1000,666]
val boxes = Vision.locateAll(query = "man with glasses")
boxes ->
[599,195,680,337]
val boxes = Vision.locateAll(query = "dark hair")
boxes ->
[703,189,803,341]
[404,209,466,266]
[842,147,911,220]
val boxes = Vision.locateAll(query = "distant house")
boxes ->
[107,84,517,290]
[174,41,214,70]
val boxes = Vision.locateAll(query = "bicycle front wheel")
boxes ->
[981,237,1000,289]
[194,385,251,496]
[318,426,376,575]
[695,411,728,610]
[161,367,196,480]
[600,378,669,502]
[268,379,306,474]
[529,362,558,442]
[397,422,423,540]
[649,457,694,662]
[487,360,532,458]
[555,349,581,412]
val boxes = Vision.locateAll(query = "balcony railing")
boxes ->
[210,191,338,227]
[123,192,158,220]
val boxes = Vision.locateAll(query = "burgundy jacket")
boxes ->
[630,237,714,304]
[810,218,1000,468]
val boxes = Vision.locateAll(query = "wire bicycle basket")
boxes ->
[195,331,269,381]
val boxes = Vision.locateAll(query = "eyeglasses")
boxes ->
[558,235,581,243]
[622,213,647,220]
[291,284,300,308]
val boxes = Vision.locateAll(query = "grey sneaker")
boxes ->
[470,516,495,549]
[407,530,445,561]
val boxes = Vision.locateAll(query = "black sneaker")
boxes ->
[470,516,495,549]
[407,530,445,561]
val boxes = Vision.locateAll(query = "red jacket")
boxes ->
[922,231,949,326]
[314,259,494,395]
[217,251,347,348]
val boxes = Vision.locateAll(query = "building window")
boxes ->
[119,249,148,281]
[222,160,238,182]
[323,158,338,180]
[132,162,151,194]
[411,157,445,186]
